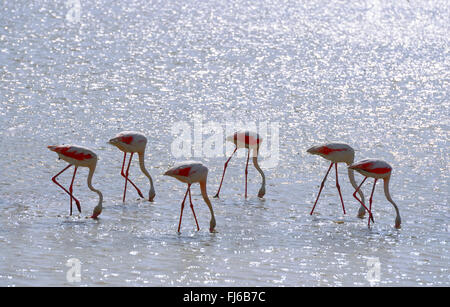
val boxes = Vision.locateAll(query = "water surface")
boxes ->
[0,0,449,286]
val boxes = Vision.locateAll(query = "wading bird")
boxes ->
[349,159,401,229]
[108,131,155,202]
[214,131,266,199]
[48,145,103,219]
[164,161,216,233]
[307,143,369,218]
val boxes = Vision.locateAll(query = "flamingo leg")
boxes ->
[368,179,378,227]
[214,147,237,198]
[51,164,81,215]
[352,176,374,223]
[188,185,200,231]
[121,152,144,202]
[69,166,80,215]
[121,153,128,202]
[178,184,190,233]
[335,163,346,215]
[310,162,334,215]
[245,148,250,199]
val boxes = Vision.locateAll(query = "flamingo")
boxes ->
[48,145,103,219]
[214,130,266,199]
[108,131,156,202]
[349,159,401,229]
[164,161,216,233]
[306,143,370,218]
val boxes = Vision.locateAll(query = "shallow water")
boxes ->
[0,0,449,286]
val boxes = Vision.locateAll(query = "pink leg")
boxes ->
[214,147,237,198]
[188,185,200,231]
[69,166,79,215]
[121,153,128,202]
[121,152,144,202]
[178,184,190,233]
[335,163,346,215]
[245,148,250,199]
[310,162,334,215]
[51,164,81,215]
[352,177,374,223]
[368,179,378,227]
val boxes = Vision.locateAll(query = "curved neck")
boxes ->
[87,166,103,208]
[383,176,400,217]
[138,152,155,192]
[200,180,216,231]
[252,150,265,190]
[347,167,365,204]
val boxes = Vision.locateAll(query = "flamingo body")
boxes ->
[349,159,401,229]
[227,130,262,149]
[109,131,156,202]
[48,144,103,219]
[165,161,216,233]
[215,130,266,198]
[48,145,97,167]
[164,161,208,184]
[307,143,368,217]
[348,159,392,178]
[109,131,147,153]
[307,143,354,164]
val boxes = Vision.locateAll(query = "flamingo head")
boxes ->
[257,186,266,198]
[91,205,102,219]
[149,186,156,202]
[395,216,401,229]
[209,218,216,233]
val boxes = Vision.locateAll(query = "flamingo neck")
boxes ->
[200,180,216,232]
[383,176,401,227]
[138,152,155,201]
[347,167,365,203]
[252,149,266,197]
[87,166,103,217]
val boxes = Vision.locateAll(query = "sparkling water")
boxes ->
[0,0,448,286]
